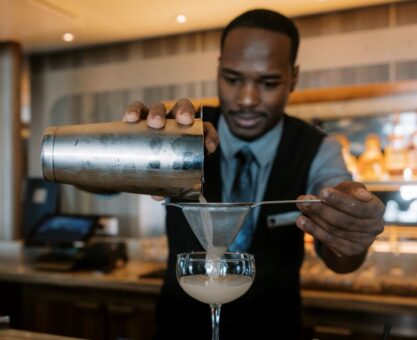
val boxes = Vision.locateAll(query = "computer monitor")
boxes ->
[22,177,59,238]
[25,214,98,248]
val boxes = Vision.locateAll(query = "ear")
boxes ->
[290,65,299,92]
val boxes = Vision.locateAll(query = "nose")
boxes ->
[237,82,260,108]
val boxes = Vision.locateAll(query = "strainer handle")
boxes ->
[251,199,321,208]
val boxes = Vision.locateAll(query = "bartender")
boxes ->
[122,8,385,340]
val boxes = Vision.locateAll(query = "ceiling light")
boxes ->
[62,33,74,42]
[176,14,187,24]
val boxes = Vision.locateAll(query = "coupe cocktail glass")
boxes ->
[176,251,255,340]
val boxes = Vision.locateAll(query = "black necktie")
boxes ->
[229,146,256,252]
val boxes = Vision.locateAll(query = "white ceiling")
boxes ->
[0,0,405,52]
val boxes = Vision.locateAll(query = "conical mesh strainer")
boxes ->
[164,200,320,257]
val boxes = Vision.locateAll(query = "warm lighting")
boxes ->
[62,33,74,42]
[400,185,417,200]
[403,167,413,181]
[176,14,187,24]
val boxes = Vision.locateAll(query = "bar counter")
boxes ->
[1,240,416,339]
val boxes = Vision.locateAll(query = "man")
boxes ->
[122,9,385,340]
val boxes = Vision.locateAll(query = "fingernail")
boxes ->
[148,116,164,129]
[355,188,371,201]
[297,217,307,231]
[321,190,330,199]
[123,111,139,122]
[177,115,193,125]
[206,141,215,152]
[149,114,163,122]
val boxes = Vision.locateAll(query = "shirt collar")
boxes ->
[218,115,284,168]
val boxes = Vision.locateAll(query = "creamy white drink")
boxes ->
[179,274,253,305]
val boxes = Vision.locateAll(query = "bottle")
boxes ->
[333,134,359,180]
[407,131,417,179]
[41,119,204,200]
[357,134,385,181]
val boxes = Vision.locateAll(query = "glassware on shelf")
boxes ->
[385,134,408,180]
[177,252,255,340]
[357,134,386,181]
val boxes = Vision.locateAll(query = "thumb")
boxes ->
[353,187,372,202]
[335,181,372,202]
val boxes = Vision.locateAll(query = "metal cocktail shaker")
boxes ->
[41,119,204,200]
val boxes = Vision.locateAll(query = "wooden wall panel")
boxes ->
[295,5,389,38]
[396,1,417,26]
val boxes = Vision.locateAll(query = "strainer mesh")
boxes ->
[181,204,252,255]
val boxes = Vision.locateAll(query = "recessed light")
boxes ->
[176,14,187,24]
[62,33,74,42]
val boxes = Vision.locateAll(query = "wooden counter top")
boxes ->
[0,329,86,340]
[0,257,164,295]
[301,289,417,316]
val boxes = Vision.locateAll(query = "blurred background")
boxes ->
[1,1,417,339]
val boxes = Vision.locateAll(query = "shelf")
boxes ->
[363,181,417,191]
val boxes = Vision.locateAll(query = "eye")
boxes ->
[223,75,241,86]
[262,81,279,89]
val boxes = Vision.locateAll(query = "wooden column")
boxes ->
[0,42,23,240]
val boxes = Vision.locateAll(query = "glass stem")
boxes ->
[210,304,222,340]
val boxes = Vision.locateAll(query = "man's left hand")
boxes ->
[295,181,385,257]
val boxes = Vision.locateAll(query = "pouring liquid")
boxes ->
[199,194,227,261]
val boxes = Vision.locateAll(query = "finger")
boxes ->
[122,101,148,123]
[151,195,165,201]
[303,212,378,248]
[335,181,372,202]
[147,102,166,129]
[296,215,365,256]
[298,194,385,235]
[170,98,195,125]
[296,194,320,209]
[298,196,376,232]
[203,122,219,154]
[320,188,383,219]
[335,182,386,217]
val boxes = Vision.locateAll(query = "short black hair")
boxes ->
[220,9,300,65]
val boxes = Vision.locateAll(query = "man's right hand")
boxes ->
[122,99,218,154]
[122,99,219,200]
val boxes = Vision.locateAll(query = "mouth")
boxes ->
[230,112,264,128]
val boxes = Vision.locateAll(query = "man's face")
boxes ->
[217,27,298,141]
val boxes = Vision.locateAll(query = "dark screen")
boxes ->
[29,215,96,246]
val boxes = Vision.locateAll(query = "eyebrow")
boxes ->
[220,67,283,80]
[219,67,241,76]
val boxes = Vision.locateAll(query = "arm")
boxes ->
[296,137,385,273]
